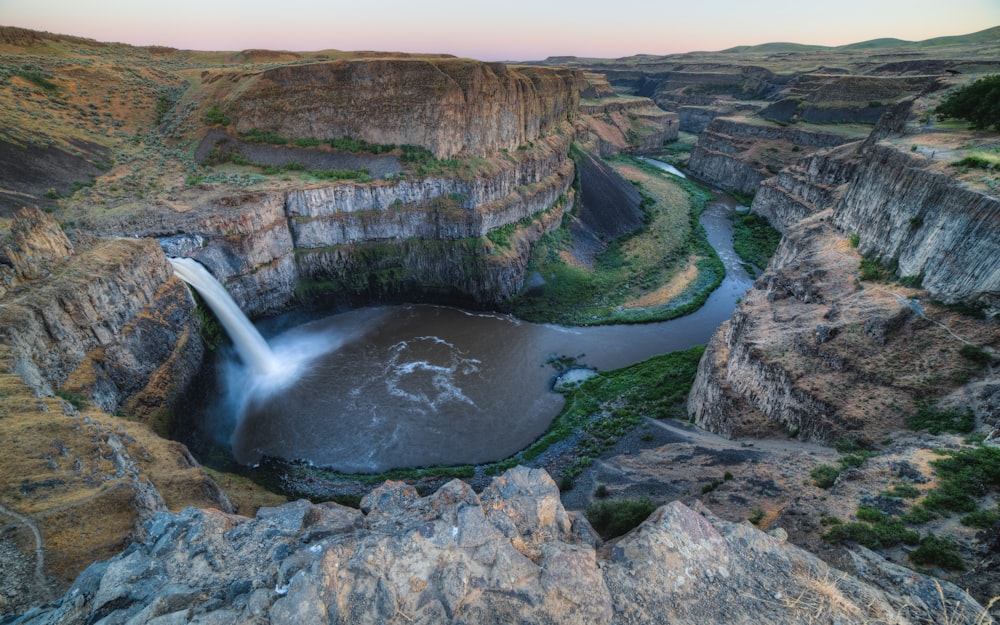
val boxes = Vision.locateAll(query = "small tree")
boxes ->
[934,75,1000,131]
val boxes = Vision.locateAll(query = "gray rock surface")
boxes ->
[9,467,989,625]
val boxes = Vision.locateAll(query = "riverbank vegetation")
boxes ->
[731,212,781,273]
[509,155,724,325]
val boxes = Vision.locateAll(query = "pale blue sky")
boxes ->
[2,0,997,60]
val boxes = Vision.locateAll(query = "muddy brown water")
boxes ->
[219,190,754,473]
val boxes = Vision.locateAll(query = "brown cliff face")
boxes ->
[221,59,581,159]
[0,209,233,608]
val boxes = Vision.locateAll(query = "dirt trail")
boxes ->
[0,500,51,602]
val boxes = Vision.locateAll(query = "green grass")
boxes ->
[731,212,781,270]
[510,159,723,326]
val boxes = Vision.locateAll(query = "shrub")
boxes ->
[811,464,841,489]
[822,519,919,549]
[934,75,1000,131]
[585,497,656,538]
[701,478,724,494]
[731,213,781,270]
[881,483,921,499]
[240,129,286,144]
[959,344,993,366]
[848,233,860,248]
[56,390,88,410]
[594,484,610,498]
[960,507,999,529]
[908,533,965,570]
[906,404,975,435]
[204,104,230,126]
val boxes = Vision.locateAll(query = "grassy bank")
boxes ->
[731,212,781,273]
[509,156,724,325]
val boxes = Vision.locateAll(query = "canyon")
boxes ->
[1,24,999,623]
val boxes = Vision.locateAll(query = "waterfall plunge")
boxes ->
[168,257,279,376]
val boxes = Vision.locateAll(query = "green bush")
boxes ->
[204,104,230,126]
[585,497,656,538]
[908,533,965,570]
[935,75,1000,131]
[959,344,993,366]
[881,483,921,499]
[810,464,841,489]
[960,507,999,529]
[822,519,919,549]
[906,404,975,435]
[731,212,781,270]
[56,390,89,410]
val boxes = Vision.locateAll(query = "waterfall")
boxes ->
[168,257,279,376]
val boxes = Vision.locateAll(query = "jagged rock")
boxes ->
[8,468,990,625]
[1,206,73,284]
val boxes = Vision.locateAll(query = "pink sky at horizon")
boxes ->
[2,0,998,61]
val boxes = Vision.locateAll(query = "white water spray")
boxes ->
[168,257,279,376]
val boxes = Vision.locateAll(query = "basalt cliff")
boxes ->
[1,25,999,623]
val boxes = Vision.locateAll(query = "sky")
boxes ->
[2,0,998,61]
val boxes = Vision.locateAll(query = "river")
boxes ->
[219,189,754,473]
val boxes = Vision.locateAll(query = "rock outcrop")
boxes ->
[687,117,858,195]
[577,95,678,157]
[10,467,989,625]
[216,60,582,159]
[689,139,1000,443]
[0,209,234,608]
[834,144,1000,310]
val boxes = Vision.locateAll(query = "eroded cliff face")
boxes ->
[835,144,1000,310]
[689,140,999,444]
[218,59,582,159]
[688,117,858,195]
[0,208,233,609]
[576,96,679,157]
[11,467,989,625]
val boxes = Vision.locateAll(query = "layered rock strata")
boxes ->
[577,96,678,156]
[0,208,233,607]
[10,468,988,625]
[688,117,858,195]
[217,60,582,159]
[689,141,1000,443]
[164,138,575,313]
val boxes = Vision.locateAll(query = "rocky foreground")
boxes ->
[7,467,990,625]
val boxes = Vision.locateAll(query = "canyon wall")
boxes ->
[687,117,858,195]
[834,144,1000,309]
[576,96,678,156]
[689,141,1000,444]
[220,60,582,159]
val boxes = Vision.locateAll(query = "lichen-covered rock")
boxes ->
[9,468,990,625]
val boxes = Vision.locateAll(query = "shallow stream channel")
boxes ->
[204,181,754,474]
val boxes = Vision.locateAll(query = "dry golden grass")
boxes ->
[624,261,700,308]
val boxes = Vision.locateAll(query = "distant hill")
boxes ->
[721,42,825,54]
[721,25,1000,55]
